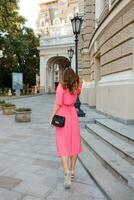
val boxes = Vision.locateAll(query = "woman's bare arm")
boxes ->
[50,103,61,124]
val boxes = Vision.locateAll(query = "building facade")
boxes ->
[79,0,134,123]
[37,0,78,93]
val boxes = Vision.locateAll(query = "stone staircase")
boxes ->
[79,118,134,200]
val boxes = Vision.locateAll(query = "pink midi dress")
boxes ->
[55,83,82,156]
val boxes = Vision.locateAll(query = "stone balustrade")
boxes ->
[39,23,74,47]
[38,23,73,39]
[40,34,74,47]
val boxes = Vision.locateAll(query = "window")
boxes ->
[40,19,45,27]
[55,10,62,15]
[95,0,105,19]
[41,21,45,27]
[53,18,61,25]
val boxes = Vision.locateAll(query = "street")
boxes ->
[0,95,106,200]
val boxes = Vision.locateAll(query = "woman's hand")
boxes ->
[50,103,60,127]
[49,115,53,126]
[50,115,56,128]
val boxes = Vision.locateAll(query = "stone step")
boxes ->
[96,119,134,145]
[79,143,134,200]
[81,129,134,185]
[86,124,134,165]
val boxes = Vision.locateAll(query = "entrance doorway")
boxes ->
[46,56,70,93]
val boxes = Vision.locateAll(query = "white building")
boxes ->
[36,0,78,93]
[79,0,134,123]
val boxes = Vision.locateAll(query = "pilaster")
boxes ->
[40,56,47,93]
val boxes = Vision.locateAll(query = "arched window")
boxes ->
[53,18,61,25]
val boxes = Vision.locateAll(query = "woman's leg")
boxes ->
[61,156,69,174]
[70,154,78,172]
[61,156,71,189]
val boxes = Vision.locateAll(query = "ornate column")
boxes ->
[40,56,47,93]
[133,24,134,74]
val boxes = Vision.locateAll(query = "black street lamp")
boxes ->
[71,14,83,74]
[68,47,74,67]
[71,14,85,117]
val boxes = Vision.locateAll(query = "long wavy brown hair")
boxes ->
[61,68,79,94]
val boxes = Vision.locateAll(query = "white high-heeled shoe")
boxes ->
[70,170,75,179]
[64,171,71,189]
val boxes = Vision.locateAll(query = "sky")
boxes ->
[19,0,40,29]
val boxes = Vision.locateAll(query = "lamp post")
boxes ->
[71,14,83,74]
[68,47,74,67]
[71,14,85,117]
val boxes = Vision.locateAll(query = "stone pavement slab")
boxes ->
[0,95,107,200]
[0,188,24,200]
[32,159,61,169]
[0,176,22,190]
[22,196,41,200]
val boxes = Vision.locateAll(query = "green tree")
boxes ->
[0,27,39,88]
[0,0,25,34]
[0,0,39,91]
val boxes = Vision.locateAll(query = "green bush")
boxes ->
[15,108,31,112]
[3,103,15,107]
[0,100,5,104]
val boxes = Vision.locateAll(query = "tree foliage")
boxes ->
[0,0,39,90]
[0,0,25,34]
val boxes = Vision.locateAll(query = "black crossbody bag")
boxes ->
[51,115,65,127]
[51,85,65,127]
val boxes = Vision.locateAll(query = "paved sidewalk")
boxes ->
[0,95,107,200]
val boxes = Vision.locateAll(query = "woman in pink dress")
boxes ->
[50,68,82,189]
